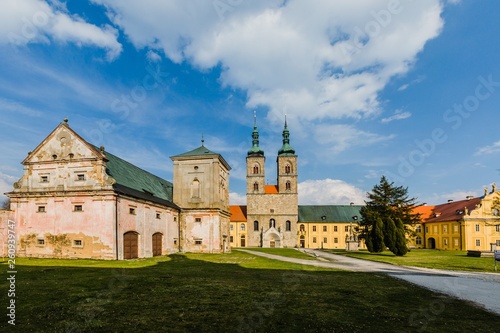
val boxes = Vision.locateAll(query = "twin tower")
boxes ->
[245,115,299,248]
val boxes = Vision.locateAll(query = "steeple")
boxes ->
[247,111,264,156]
[278,115,295,155]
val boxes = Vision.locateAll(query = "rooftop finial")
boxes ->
[201,133,205,146]
[63,118,68,123]
[253,110,257,128]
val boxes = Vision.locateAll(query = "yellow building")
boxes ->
[421,186,500,251]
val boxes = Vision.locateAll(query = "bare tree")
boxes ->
[1,198,11,210]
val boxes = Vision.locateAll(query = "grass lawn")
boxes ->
[1,252,499,332]
[326,249,499,272]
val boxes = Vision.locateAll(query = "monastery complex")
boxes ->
[1,118,499,259]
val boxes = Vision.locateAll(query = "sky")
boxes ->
[1,0,500,206]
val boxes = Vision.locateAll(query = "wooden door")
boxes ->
[124,231,138,259]
[152,233,162,256]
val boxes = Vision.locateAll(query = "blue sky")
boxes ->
[1,0,500,206]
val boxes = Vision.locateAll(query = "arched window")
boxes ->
[253,165,259,174]
[253,220,259,231]
[240,223,245,231]
[191,178,200,198]
[285,164,291,174]
[269,219,276,228]
[285,220,291,231]
[299,224,305,232]
[285,181,291,191]
[253,182,259,191]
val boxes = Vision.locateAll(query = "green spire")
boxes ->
[278,115,295,156]
[248,111,264,156]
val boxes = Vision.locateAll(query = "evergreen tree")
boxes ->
[360,176,419,256]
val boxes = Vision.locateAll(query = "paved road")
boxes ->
[238,249,500,316]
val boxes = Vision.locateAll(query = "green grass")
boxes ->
[326,249,499,272]
[236,247,317,260]
[1,252,499,332]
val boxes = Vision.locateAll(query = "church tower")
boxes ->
[246,115,299,248]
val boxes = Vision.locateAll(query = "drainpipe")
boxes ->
[115,195,119,260]
[177,210,181,253]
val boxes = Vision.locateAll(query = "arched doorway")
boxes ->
[240,235,246,247]
[428,237,436,249]
[152,232,162,257]
[124,231,139,259]
[300,235,305,248]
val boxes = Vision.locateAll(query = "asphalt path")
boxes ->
[238,249,500,316]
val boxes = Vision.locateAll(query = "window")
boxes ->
[174,216,177,222]
[253,166,259,174]
[230,236,234,243]
[454,239,459,246]
[334,226,338,232]
[496,225,500,232]
[443,226,448,233]
[37,238,45,246]
[453,225,459,232]
[323,237,327,244]
[73,240,83,247]
[195,240,202,245]
[334,238,338,244]
[230,224,234,231]
[241,223,245,231]
[77,174,85,181]
[285,165,291,174]
[270,209,275,213]
[323,226,327,232]
[285,181,291,191]
[37,206,46,213]
[253,182,259,191]
[300,224,305,232]
[497,240,500,246]
[415,225,422,233]
[156,213,161,219]
[312,226,317,232]
[312,237,317,243]
[416,236,422,245]
[74,205,83,212]
[40,175,48,183]
[443,239,448,246]
[425,227,429,233]
[475,239,481,246]
[195,217,202,222]
[254,221,259,231]
[345,226,349,232]
[129,208,136,215]
[269,219,276,228]
[285,220,291,231]
[173,239,178,245]
[475,224,480,232]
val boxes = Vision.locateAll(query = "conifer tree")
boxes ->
[360,176,419,256]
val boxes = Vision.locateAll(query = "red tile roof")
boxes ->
[230,205,247,222]
[264,185,279,194]
[421,197,482,223]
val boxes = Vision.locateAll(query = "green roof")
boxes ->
[97,147,174,204]
[171,145,219,157]
[298,205,363,223]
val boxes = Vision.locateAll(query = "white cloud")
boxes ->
[299,179,366,205]
[230,192,246,205]
[146,50,161,62]
[0,0,122,60]
[475,141,500,156]
[313,124,395,153]
[381,110,411,123]
[92,0,444,132]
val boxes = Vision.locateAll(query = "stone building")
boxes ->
[5,119,230,259]
[245,117,298,248]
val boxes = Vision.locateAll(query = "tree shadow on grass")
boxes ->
[1,253,499,333]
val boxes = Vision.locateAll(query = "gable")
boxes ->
[23,121,103,164]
